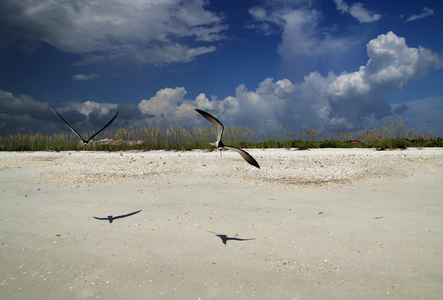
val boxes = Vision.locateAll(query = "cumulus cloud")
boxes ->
[138,87,196,127]
[134,74,333,132]
[229,73,335,130]
[327,31,442,128]
[333,0,381,23]
[403,7,435,22]
[73,74,100,81]
[1,32,442,137]
[0,0,226,65]
[203,32,442,132]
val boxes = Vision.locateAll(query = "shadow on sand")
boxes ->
[93,210,142,223]
[208,231,256,245]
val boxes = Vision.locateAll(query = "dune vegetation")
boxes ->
[1,121,441,151]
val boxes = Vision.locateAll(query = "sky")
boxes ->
[1,0,443,138]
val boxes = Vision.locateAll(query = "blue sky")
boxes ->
[1,0,442,137]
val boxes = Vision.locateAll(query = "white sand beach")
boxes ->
[1,148,442,299]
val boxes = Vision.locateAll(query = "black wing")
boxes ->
[53,108,86,142]
[223,146,260,169]
[195,109,224,143]
[112,210,142,220]
[86,111,119,143]
[93,216,110,221]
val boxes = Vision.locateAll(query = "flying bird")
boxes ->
[208,231,256,245]
[93,210,142,223]
[195,109,260,168]
[53,108,119,146]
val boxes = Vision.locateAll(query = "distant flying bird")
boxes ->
[93,210,142,223]
[195,109,260,168]
[53,108,119,146]
[208,231,256,245]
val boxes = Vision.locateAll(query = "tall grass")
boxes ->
[1,121,441,151]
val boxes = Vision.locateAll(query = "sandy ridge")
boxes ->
[0,148,442,187]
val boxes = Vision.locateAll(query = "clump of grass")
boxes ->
[320,140,344,148]
[376,138,410,151]
[290,140,318,150]
[259,139,283,148]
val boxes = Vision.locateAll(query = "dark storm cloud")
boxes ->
[116,103,144,120]
[392,104,408,115]
[0,90,53,121]
[0,0,226,65]
[54,108,87,125]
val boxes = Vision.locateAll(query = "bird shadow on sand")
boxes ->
[93,210,142,223]
[208,231,256,245]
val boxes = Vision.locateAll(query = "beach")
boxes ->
[1,148,442,299]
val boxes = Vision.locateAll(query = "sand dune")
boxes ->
[1,148,442,299]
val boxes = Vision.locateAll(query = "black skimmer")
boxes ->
[195,109,260,168]
[208,231,256,245]
[53,108,119,146]
[93,210,142,223]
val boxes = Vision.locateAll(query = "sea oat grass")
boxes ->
[0,121,441,151]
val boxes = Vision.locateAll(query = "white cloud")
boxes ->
[327,31,442,126]
[278,9,349,60]
[249,6,352,76]
[333,0,349,12]
[76,101,116,117]
[333,0,381,23]
[137,86,241,128]
[194,32,442,132]
[403,7,435,22]
[248,6,285,35]
[73,74,100,81]
[139,87,187,116]
[2,32,442,136]
[0,0,226,65]
[138,87,198,127]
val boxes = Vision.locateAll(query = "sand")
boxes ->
[0,148,442,299]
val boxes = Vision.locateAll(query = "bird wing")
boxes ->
[53,108,86,142]
[195,109,224,143]
[112,209,142,220]
[223,146,260,169]
[93,216,109,220]
[86,111,119,143]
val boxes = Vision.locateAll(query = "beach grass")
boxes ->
[1,121,441,151]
